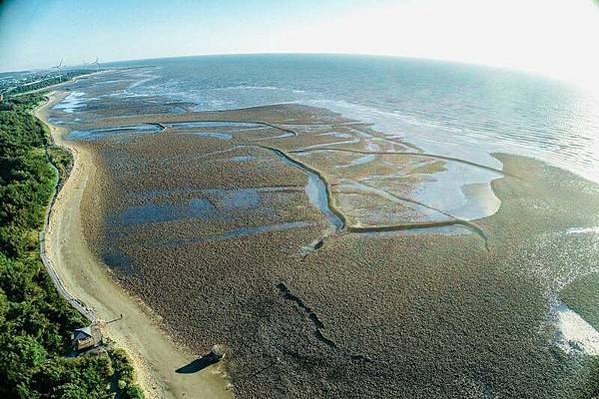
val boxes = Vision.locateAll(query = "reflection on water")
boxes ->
[554,302,599,356]
[411,161,502,221]
[336,154,376,169]
[117,199,217,225]
[215,188,260,211]
[305,173,343,231]
[166,121,264,129]
[177,132,233,140]
[566,226,599,235]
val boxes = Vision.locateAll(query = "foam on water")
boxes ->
[53,91,87,113]
[566,226,599,235]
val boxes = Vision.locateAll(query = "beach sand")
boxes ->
[36,92,234,399]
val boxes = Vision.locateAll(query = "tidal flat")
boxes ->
[48,72,599,398]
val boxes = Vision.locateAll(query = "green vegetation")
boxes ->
[0,92,143,398]
[47,146,73,190]
[1,71,90,98]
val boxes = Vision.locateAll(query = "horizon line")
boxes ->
[0,51,569,87]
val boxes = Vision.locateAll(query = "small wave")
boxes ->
[209,85,285,91]
[566,226,599,235]
[53,91,87,113]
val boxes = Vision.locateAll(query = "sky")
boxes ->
[1,0,598,90]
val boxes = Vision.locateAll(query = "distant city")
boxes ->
[0,60,100,99]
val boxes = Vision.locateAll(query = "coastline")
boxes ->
[36,91,234,399]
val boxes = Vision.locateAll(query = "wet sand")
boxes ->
[42,81,599,398]
[37,92,234,399]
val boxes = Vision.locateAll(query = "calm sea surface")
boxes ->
[105,54,599,183]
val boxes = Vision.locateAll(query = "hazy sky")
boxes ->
[1,0,598,88]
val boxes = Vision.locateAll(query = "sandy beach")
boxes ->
[36,92,234,399]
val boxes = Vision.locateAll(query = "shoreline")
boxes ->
[35,91,233,399]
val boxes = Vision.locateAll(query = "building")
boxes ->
[72,322,103,351]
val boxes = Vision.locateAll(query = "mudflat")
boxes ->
[42,69,599,398]
[54,104,599,397]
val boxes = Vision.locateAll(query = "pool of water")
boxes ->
[268,148,344,231]
[177,132,233,140]
[67,124,163,141]
[166,121,265,129]
[115,198,217,226]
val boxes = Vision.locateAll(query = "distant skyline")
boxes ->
[1,0,598,90]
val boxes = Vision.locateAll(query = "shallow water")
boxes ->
[67,124,163,141]
[566,226,599,235]
[116,199,217,226]
[177,132,233,140]
[61,56,599,224]
[49,56,599,231]
[167,121,265,129]
[268,149,344,231]
[554,302,599,356]
[114,188,270,227]
[410,161,502,220]
[305,173,343,231]
[336,154,376,169]
[214,188,261,211]
[53,91,87,113]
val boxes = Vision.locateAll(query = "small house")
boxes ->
[72,323,103,351]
